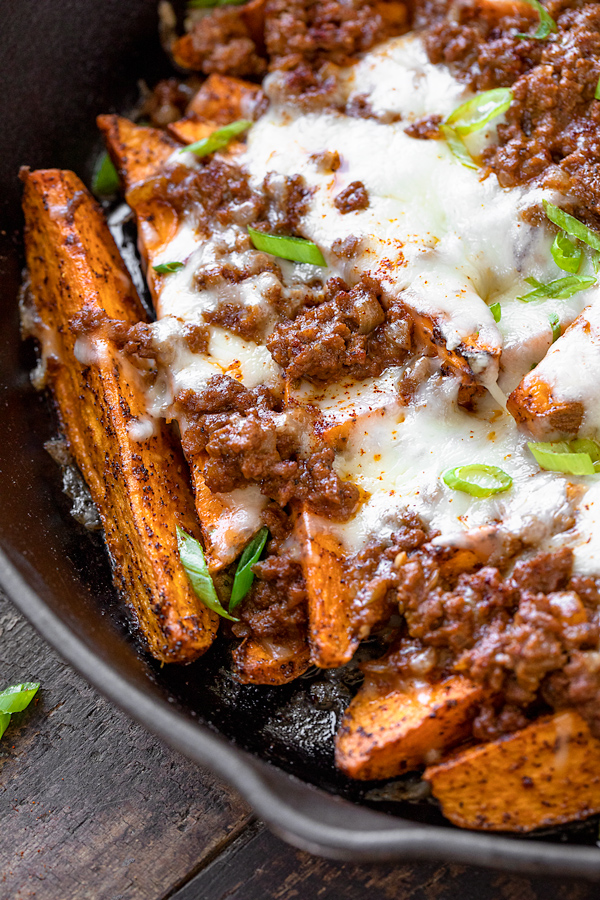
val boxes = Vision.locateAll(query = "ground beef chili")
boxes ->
[423,0,600,221]
[267,276,413,383]
[333,181,370,214]
[177,375,360,519]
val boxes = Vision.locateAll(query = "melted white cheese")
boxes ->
[146,30,600,576]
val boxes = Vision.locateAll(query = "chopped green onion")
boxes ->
[440,125,478,169]
[0,712,10,740]
[595,76,600,101]
[0,682,40,714]
[528,440,600,476]
[445,88,513,136]
[92,153,120,196]
[543,201,600,253]
[442,464,513,498]
[517,275,596,302]
[550,232,582,274]
[229,527,269,611]
[490,302,502,322]
[548,312,561,342]
[515,0,557,40]
[181,119,252,158]
[177,526,238,621]
[153,261,185,275]
[188,0,247,7]
[248,226,327,266]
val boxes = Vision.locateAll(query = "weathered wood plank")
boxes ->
[170,821,598,900]
[0,588,252,900]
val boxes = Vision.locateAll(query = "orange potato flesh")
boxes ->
[424,711,600,832]
[335,674,485,780]
[298,511,357,669]
[232,634,310,686]
[21,167,218,663]
[186,73,264,122]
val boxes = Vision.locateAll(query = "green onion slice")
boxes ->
[490,302,501,322]
[0,682,40,714]
[440,125,478,169]
[445,88,513,136]
[177,526,238,621]
[528,440,600,476]
[596,76,600,101]
[515,0,557,40]
[0,712,11,740]
[181,119,252,159]
[229,527,269,611]
[92,153,120,196]
[442,464,513,498]
[548,312,561,342]
[517,275,596,302]
[248,226,327,266]
[153,261,185,275]
[550,232,582,274]
[543,201,600,252]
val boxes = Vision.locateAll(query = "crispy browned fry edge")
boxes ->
[508,376,584,439]
[232,635,310,685]
[21,167,219,663]
[335,673,485,780]
[424,710,600,832]
[98,114,249,570]
[168,73,264,144]
[298,514,357,668]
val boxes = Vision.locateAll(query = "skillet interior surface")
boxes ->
[2,0,600,877]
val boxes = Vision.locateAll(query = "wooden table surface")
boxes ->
[0,586,598,900]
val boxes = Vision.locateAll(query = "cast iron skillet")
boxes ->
[2,0,600,878]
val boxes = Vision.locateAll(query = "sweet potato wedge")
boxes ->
[424,710,600,832]
[21,167,219,663]
[335,673,485,780]
[186,73,264,122]
[232,634,310,685]
[507,304,600,439]
[99,115,258,570]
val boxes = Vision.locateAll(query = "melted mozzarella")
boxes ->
[144,30,600,577]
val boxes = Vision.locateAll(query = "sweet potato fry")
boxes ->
[186,73,264,122]
[298,512,357,668]
[335,673,485,780]
[167,116,217,146]
[21,167,219,663]
[507,304,600,439]
[98,116,178,189]
[232,635,310,685]
[424,710,600,832]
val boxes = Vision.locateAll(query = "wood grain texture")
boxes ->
[0,588,251,900]
[170,821,598,900]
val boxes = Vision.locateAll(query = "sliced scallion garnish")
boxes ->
[551,232,582,274]
[248,226,327,266]
[490,302,501,323]
[229,527,269,611]
[0,682,40,742]
[177,526,238,621]
[181,119,252,158]
[92,153,120,196]
[543,201,600,252]
[442,464,513,498]
[0,682,40,714]
[440,125,478,169]
[153,261,185,275]
[517,274,596,302]
[528,440,600,476]
[445,88,513,136]
[548,312,561,342]
[515,0,557,40]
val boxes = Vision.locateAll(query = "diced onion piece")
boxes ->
[248,226,327,266]
[442,464,513,498]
